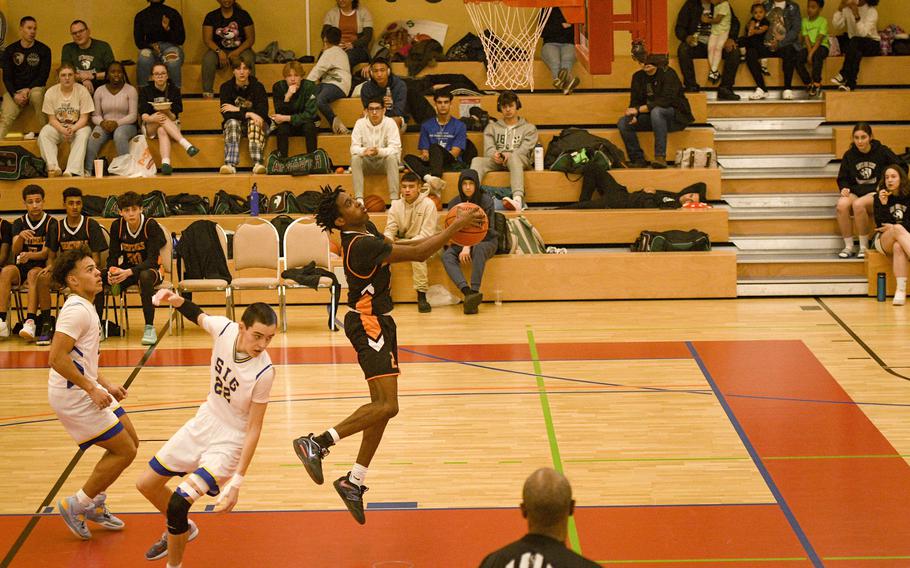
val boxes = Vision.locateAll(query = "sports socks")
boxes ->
[859,235,869,251]
[75,489,93,508]
[314,428,339,449]
[179,138,192,151]
[349,463,368,487]
[897,277,908,294]
[844,237,854,250]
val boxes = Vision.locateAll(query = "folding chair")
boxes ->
[228,218,283,328]
[280,216,343,332]
[174,222,231,334]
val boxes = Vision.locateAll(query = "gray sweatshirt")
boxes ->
[483,117,539,159]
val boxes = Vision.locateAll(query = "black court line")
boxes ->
[815,298,910,382]
[0,320,168,568]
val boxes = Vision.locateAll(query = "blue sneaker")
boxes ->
[58,496,91,540]
[84,493,124,530]
[141,325,157,346]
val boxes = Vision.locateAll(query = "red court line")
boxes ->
[9,505,808,567]
[694,340,910,559]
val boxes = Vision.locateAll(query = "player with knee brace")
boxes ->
[135,293,278,567]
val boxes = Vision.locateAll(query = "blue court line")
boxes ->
[686,342,823,568]
[367,502,418,510]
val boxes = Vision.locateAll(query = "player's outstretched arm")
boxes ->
[153,289,207,327]
[386,206,485,264]
[215,400,269,513]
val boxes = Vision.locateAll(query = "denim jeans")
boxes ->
[617,107,677,161]
[541,42,576,80]
[84,124,138,172]
[137,42,184,88]
[315,83,346,124]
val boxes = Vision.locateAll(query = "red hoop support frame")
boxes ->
[576,0,668,75]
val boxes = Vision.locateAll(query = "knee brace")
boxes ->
[166,491,193,535]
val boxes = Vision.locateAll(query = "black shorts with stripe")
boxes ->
[344,311,400,381]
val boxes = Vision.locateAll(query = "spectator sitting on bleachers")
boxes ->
[0,16,51,140]
[84,61,138,176]
[560,162,706,209]
[61,20,114,95]
[871,164,910,305]
[830,0,880,92]
[746,0,804,100]
[0,210,9,268]
[799,0,829,98]
[322,0,373,72]
[202,0,256,98]
[139,62,198,175]
[383,172,439,313]
[360,56,408,133]
[219,58,269,175]
[442,169,497,315]
[674,0,741,100]
[470,91,538,211]
[836,122,898,259]
[618,54,693,169]
[350,96,401,202]
[738,3,771,82]
[402,89,468,196]
[271,61,318,157]
[38,63,94,177]
[308,26,352,135]
[541,7,579,95]
[134,0,186,88]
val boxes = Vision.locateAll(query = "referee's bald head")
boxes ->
[521,468,574,529]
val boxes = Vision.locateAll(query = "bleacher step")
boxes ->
[723,193,839,208]
[721,163,839,179]
[719,154,835,170]
[737,276,867,296]
[713,127,833,141]
[710,117,825,132]
[732,235,845,252]
[722,205,834,220]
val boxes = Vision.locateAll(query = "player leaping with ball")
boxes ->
[293,184,485,524]
[136,291,278,567]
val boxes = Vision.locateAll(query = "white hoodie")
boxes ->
[832,4,879,40]
[383,187,437,241]
[351,115,401,158]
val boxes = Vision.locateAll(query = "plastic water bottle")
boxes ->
[877,272,887,302]
[250,183,259,217]
[534,143,544,171]
[385,87,392,111]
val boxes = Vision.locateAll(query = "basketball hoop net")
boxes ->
[464,0,553,91]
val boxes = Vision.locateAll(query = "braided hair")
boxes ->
[315,185,345,233]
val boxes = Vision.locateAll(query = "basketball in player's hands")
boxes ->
[445,202,488,247]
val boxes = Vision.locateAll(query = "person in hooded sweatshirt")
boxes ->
[835,122,898,259]
[442,169,498,315]
[383,172,438,313]
[350,95,401,202]
[559,163,706,209]
[219,58,269,175]
[470,91,538,211]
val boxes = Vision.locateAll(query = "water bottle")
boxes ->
[877,272,887,302]
[385,87,392,111]
[534,143,544,171]
[250,183,259,217]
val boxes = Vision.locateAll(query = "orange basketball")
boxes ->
[335,166,345,174]
[429,194,442,211]
[364,194,386,212]
[445,202,489,247]
[329,239,342,256]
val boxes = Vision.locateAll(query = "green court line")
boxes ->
[443,461,468,465]
[527,327,582,555]
[598,557,807,564]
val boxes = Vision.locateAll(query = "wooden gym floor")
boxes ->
[2,297,910,567]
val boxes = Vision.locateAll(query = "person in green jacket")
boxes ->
[60,20,114,94]
[270,60,318,156]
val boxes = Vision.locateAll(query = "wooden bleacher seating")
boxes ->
[833,125,910,156]
[825,89,910,123]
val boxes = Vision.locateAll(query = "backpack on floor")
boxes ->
[266,149,333,176]
[675,147,718,169]
[82,195,108,217]
[0,145,46,180]
[296,190,323,213]
[492,212,512,255]
[212,190,249,214]
[507,216,545,254]
[102,196,121,218]
[545,127,626,172]
[631,229,711,252]
[268,191,302,214]
[166,193,210,215]
[142,190,170,217]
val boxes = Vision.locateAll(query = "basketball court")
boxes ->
[3,297,910,566]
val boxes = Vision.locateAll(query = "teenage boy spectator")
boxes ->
[383,173,438,313]
[85,61,139,175]
[470,91,538,211]
[270,61,318,156]
[107,191,167,346]
[830,0,880,92]
[799,0,829,97]
[0,185,54,341]
[219,58,269,175]
[478,468,600,568]
[541,7,579,95]
[61,20,115,95]
[308,26,352,135]
[618,54,693,169]
[42,187,108,344]
[322,0,373,70]
[0,16,51,139]
[38,63,94,177]
[350,97,401,202]
[202,0,256,98]
[746,0,803,100]
[139,63,199,175]
[403,89,467,195]
[442,169,497,315]
[134,0,186,88]
[360,57,408,133]
[674,0,741,100]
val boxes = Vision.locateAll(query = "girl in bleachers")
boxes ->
[871,165,910,305]
[139,63,199,175]
[84,61,137,175]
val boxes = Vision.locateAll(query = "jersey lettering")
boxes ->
[213,357,240,403]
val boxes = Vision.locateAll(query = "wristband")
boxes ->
[229,474,244,488]
[176,298,204,322]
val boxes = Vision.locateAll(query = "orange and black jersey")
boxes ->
[11,212,53,255]
[108,215,166,272]
[341,222,393,314]
[49,215,108,254]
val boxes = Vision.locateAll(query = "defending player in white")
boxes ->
[135,290,277,568]
[49,249,138,539]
